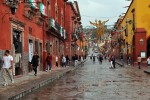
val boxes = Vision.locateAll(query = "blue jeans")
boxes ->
[121,59,124,65]
[46,63,52,70]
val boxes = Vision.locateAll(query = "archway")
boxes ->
[147,37,150,57]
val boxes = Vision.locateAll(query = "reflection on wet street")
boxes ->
[23,58,150,100]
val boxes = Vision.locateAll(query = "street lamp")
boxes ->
[139,38,144,45]
[10,3,18,15]
[4,0,40,15]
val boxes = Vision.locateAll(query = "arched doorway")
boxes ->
[147,37,150,57]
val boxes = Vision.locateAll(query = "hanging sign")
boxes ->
[39,3,48,17]
[29,0,39,10]
[50,18,56,29]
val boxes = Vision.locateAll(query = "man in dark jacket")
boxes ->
[112,56,116,68]
[31,52,39,76]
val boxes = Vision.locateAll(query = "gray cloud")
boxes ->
[69,0,131,27]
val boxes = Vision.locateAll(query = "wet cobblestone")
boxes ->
[23,58,150,100]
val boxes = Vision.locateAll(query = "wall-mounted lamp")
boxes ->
[139,38,144,45]
[3,0,21,15]
[126,18,132,24]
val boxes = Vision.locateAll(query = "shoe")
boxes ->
[34,74,37,76]
[12,80,14,83]
[3,83,8,86]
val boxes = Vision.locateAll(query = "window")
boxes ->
[131,8,135,31]
[55,2,58,21]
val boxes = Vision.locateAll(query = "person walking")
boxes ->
[61,55,66,67]
[137,54,142,69]
[60,55,63,67]
[45,53,52,72]
[74,54,78,67]
[147,56,150,68]
[2,50,14,86]
[127,56,131,65]
[66,55,70,66]
[56,55,58,67]
[31,52,39,76]
[120,54,124,66]
[112,56,116,68]
[80,55,84,66]
[109,56,113,69]
[93,54,95,63]
[104,55,107,61]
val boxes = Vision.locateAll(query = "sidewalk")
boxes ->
[116,60,150,74]
[0,65,80,100]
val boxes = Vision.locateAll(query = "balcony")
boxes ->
[46,18,66,40]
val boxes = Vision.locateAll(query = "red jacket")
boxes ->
[46,55,52,64]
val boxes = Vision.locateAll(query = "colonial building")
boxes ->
[0,0,47,76]
[0,0,83,77]
[120,0,150,65]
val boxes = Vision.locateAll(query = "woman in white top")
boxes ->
[147,56,150,67]
[56,56,58,67]
[2,50,14,86]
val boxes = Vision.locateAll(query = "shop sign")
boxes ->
[39,3,48,17]
[29,0,39,10]
[50,18,56,30]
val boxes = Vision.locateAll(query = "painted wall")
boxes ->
[121,0,136,55]
[136,0,150,38]
[120,0,149,62]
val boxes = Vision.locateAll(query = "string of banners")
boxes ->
[111,24,127,32]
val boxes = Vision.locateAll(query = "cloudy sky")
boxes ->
[70,0,131,28]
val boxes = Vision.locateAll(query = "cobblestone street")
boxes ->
[23,58,150,100]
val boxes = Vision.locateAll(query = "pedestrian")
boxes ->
[109,56,113,68]
[31,52,39,76]
[62,55,66,67]
[104,55,107,61]
[66,55,70,66]
[2,50,14,86]
[120,54,124,66]
[147,56,150,68]
[112,56,116,68]
[93,55,95,63]
[137,54,142,69]
[56,55,58,67]
[45,53,52,72]
[81,55,84,66]
[90,54,93,60]
[127,55,131,65]
[72,55,75,67]
[74,54,78,67]
[99,55,103,64]
[60,55,63,67]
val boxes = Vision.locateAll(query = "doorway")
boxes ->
[147,37,150,57]
[39,43,43,70]
[28,40,33,72]
[13,29,22,76]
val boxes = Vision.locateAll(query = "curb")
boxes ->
[144,69,150,74]
[8,66,81,100]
